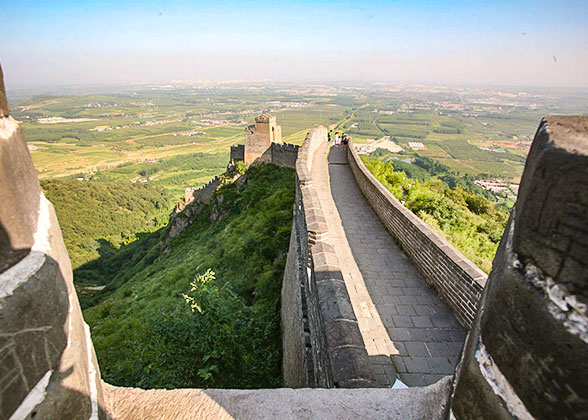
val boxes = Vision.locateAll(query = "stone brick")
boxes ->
[401,373,426,387]
[412,316,433,328]
[425,342,454,357]
[317,293,356,322]
[404,357,429,373]
[388,327,411,341]
[392,316,414,328]
[396,305,416,316]
[405,342,429,357]
[324,319,364,349]
[427,357,455,375]
[329,346,376,386]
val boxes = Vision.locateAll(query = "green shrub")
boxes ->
[363,156,508,273]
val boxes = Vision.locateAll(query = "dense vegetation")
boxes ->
[81,164,295,389]
[89,152,229,197]
[378,153,495,199]
[41,179,172,271]
[363,156,509,273]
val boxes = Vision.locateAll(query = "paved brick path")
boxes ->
[313,143,465,387]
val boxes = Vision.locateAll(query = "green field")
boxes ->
[15,90,351,180]
[17,85,569,184]
[336,107,545,182]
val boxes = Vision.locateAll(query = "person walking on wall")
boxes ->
[328,130,332,143]
[342,133,349,151]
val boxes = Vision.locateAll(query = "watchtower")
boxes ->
[244,113,282,164]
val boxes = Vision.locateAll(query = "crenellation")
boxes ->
[231,114,298,168]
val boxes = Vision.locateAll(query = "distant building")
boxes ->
[230,114,298,167]
[408,142,425,149]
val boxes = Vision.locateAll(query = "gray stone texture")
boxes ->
[243,114,282,165]
[230,144,245,162]
[0,65,8,117]
[513,116,588,300]
[0,118,41,273]
[451,116,588,420]
[270,142,299,168]
[0,73,107,419]
[347,140,486,328]
[326,145,465,387]
[282,127,378,388]
[281,227,308,387]
[102,377,452,420]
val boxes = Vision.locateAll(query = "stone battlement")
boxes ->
[231,116,298,168]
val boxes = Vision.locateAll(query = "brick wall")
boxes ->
[230,144,244,162]
[271,142,299,168]
[346,141,487,328]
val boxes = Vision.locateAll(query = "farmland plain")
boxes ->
[12,82,586,192]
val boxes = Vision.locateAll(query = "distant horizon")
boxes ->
[7,78,588,93]
[3,0,588,89]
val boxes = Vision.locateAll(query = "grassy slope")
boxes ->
[41,179,172,270]
[83,164,295,389]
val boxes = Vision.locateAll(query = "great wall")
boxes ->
[1,63,587,419]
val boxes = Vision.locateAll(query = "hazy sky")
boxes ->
[2,0,588,88]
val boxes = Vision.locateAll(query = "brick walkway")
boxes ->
[313,143,465,387]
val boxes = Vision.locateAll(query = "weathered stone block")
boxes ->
[329,346,376,387]
[514,116,588,294]
[311,250,340,268]
[324,319,364,349]
[0,118,41,273]
[317,292,356,321]
[451,116,588,420]
[314,267,344,282]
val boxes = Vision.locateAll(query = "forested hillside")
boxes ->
[41,179,172,270]
[363,156,509,273]
[80,164,295,389]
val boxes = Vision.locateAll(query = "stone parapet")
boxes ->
[346,140,487,328]
[230,144,244,162]
[102,377,451,420]
[0,67,106,418]
[450,116,588,420]
[270,142,299,168]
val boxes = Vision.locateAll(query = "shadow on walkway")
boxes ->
[327,145,465,387]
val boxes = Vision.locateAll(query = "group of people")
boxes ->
[327,129,350,148]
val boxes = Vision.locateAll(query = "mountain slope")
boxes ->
[83,163,295,389]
